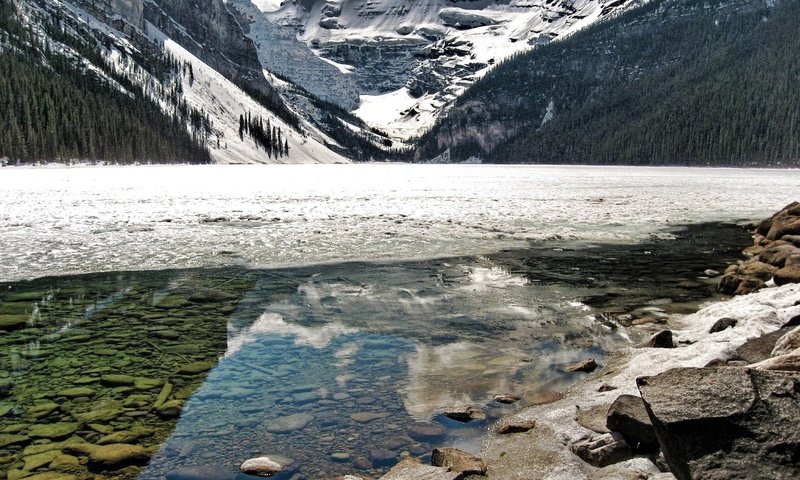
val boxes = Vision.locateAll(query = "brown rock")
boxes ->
[638,330,674,349]
[786,254,800,266]
[442,406,485,423]
[492,393,520,404]
[734,276,766,295]
[709,318,737,333]
[598,383,618,392]
[564,358,598,373]
[738,260,779,280]
[495,419,536,434]
[774,264,800,286]
[717,273,741,295]
[759,244,800,267]
[431,448,487,477]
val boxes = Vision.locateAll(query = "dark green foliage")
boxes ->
[0,0,211,164]
[240,111,288,159]
[416,0,800,166]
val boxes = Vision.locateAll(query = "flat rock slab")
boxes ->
[88,443,150,470]
[379,459,459,480]
[638,367,800,480]
[265,413,314,433]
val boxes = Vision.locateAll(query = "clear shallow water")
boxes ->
[0,223,752,479]
[1,164,799,281]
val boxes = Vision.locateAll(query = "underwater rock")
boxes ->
[0,315,28,331]
[28,422,80,439]
[408,423,445,441]
[350,412,391,423]
[25,402,59,419]
[165,465,237,480]
[177,362,213,375]
[239,456,283,476]
[74,407,123,423]
[100,374,135,387]
[23,450,61,471]
[156,400,185,419]
[88,443,150,470]
[56,387,95,398]
[0,434,30,448]
[265,413,314,433]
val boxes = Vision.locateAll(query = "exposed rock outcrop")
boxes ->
[637,367,800,480]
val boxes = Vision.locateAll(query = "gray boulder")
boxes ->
[637,367,800,480]
[605,394,658,451]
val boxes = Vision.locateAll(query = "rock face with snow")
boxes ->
[238,0,638,139]
[228,0,361,110]
[638,367,800,480]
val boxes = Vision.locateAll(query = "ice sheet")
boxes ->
[0,164,798,281]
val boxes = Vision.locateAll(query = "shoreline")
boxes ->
[378,203,800,480]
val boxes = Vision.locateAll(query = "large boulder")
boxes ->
[637,367,800,480]
[734,327,791,363]
[605,395,658,451]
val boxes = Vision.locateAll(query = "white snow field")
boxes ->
[0,164,799,281]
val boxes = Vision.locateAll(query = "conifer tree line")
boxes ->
[239,112,289,159]
[0,0,211,164]
[415,0,800,167]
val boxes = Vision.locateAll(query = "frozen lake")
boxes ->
[1,164,799,281]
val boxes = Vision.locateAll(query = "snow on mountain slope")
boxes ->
[240,0,640,140]
[146,22,346,164]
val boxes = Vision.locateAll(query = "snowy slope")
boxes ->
[240,0,640,140]
[147,22,346,164]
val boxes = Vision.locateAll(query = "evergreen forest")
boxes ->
[0,0,211,164]
[416,0,800,167]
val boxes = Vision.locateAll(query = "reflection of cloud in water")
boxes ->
[226,312,358,355]
[401,342,527,420]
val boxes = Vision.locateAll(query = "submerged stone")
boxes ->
[100,374,135,386]
[239,456,283,476]
[177,362,213,375]
[0,434,30,448]
[88,443,150,470]
[0,315,28,331]
[25,402,59,419]
[23,450,61,471]
[265,413,314,433]
[56,387,95,398]
[28,422,80,440]
[156,400,185,419]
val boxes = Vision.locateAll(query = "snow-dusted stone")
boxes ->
[239,456,282,476]
[638,367,800,480]
[772,326,800,356]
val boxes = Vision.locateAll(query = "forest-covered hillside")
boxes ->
[0,0,213,164]
[415,0,800,167]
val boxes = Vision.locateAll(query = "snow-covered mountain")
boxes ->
[232,0,640,140]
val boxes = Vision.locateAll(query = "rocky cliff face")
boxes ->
[228,0,360,110]
[239,0,638,139]
[142,0,275,99]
